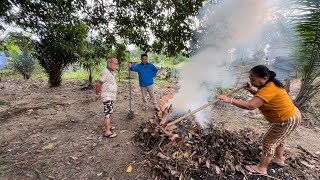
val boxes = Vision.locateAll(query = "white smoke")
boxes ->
[171,0,269,127]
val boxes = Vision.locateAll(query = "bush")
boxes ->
[0,69,16,79]
[12,50,35,79]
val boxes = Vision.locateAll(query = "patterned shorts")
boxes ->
[103,100,114,118]
[262,109,302,156]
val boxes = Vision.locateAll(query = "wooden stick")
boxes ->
[166,86,244,127]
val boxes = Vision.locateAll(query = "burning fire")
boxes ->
[156,95,173,118]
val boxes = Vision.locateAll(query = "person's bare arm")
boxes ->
[218,95,264,110]
[95,81,102,100]
[231,96,264,110]
[247,88,258,95]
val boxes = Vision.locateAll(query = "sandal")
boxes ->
[270,159,287,167]
[103,133,117,138]
[245,165,267,175]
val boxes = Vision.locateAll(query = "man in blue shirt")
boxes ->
[128,54,160,111]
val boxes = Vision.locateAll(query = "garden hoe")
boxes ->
[127,63,134,119]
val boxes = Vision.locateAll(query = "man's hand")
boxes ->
[127,62,132,69]
[95,81,102,101]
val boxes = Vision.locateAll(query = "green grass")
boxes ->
[0,69,15,78]
[0,69,23,80]
[1,66,179,88]
[155,79,176,87]
[0,100,9,107]
[31,72,48,81]
[62,66,106,83]
[0,162,5,176]
[62,70,87,83]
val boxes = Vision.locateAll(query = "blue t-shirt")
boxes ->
[130,62,158,87]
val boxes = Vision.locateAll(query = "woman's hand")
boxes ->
[243,82,253,91]
[217,95,232,103]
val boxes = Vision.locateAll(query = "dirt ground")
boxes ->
[0,79,170,180]
[0,79,319,179]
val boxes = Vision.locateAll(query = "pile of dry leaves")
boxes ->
[133,101,320,180]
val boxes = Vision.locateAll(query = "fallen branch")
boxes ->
[34,168,44,180]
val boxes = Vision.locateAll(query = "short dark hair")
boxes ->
[141,54,148,59]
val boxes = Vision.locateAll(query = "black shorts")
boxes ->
[103,100,114,118]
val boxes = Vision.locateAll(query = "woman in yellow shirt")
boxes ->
[218,65,301,175]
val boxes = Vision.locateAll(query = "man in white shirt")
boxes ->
[95,56,118,138]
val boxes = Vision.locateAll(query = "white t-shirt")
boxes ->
[99,68,117,101]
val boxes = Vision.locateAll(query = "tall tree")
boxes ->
[34,23,88,86]
[89,0,208,56]
[3,0,88,86]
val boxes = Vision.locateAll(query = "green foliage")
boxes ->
[34,23,88,87]
[0,69,15,78]
[113,44,129,65]
[1,33,35,79]
[6,32,34,51]
[154,79,176,87]
[129,46,144,62]
[4,0,88,87]
[148,52,189,68]
[0,100,9,107]
[31,72,48,81]
[291,0,320,108]
[63,63,105,83]
[3,0,212,63]
[87,0,208,56]
[79,37,110,86]
[12,50,35,79]
[4,0,87,32]
[0,163,6,176]
[112,44,129,82]
[79,57,102,84]
[4,43,19,58]
[63,70,87,83]
[0,0,11,31]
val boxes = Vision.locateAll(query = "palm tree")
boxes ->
[292,0,320,108]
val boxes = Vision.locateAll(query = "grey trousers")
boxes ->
[140,84,158,108]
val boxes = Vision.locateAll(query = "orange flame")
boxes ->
[156,95,173,118]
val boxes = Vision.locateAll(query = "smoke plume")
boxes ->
[171,0,269,127]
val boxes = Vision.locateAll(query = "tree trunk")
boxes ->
[294,78,317,109]
[118,69,121,82]
[295,80,308,109]
[47,66,62,87]
[284,79,290,93]
[88,68,93,87]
